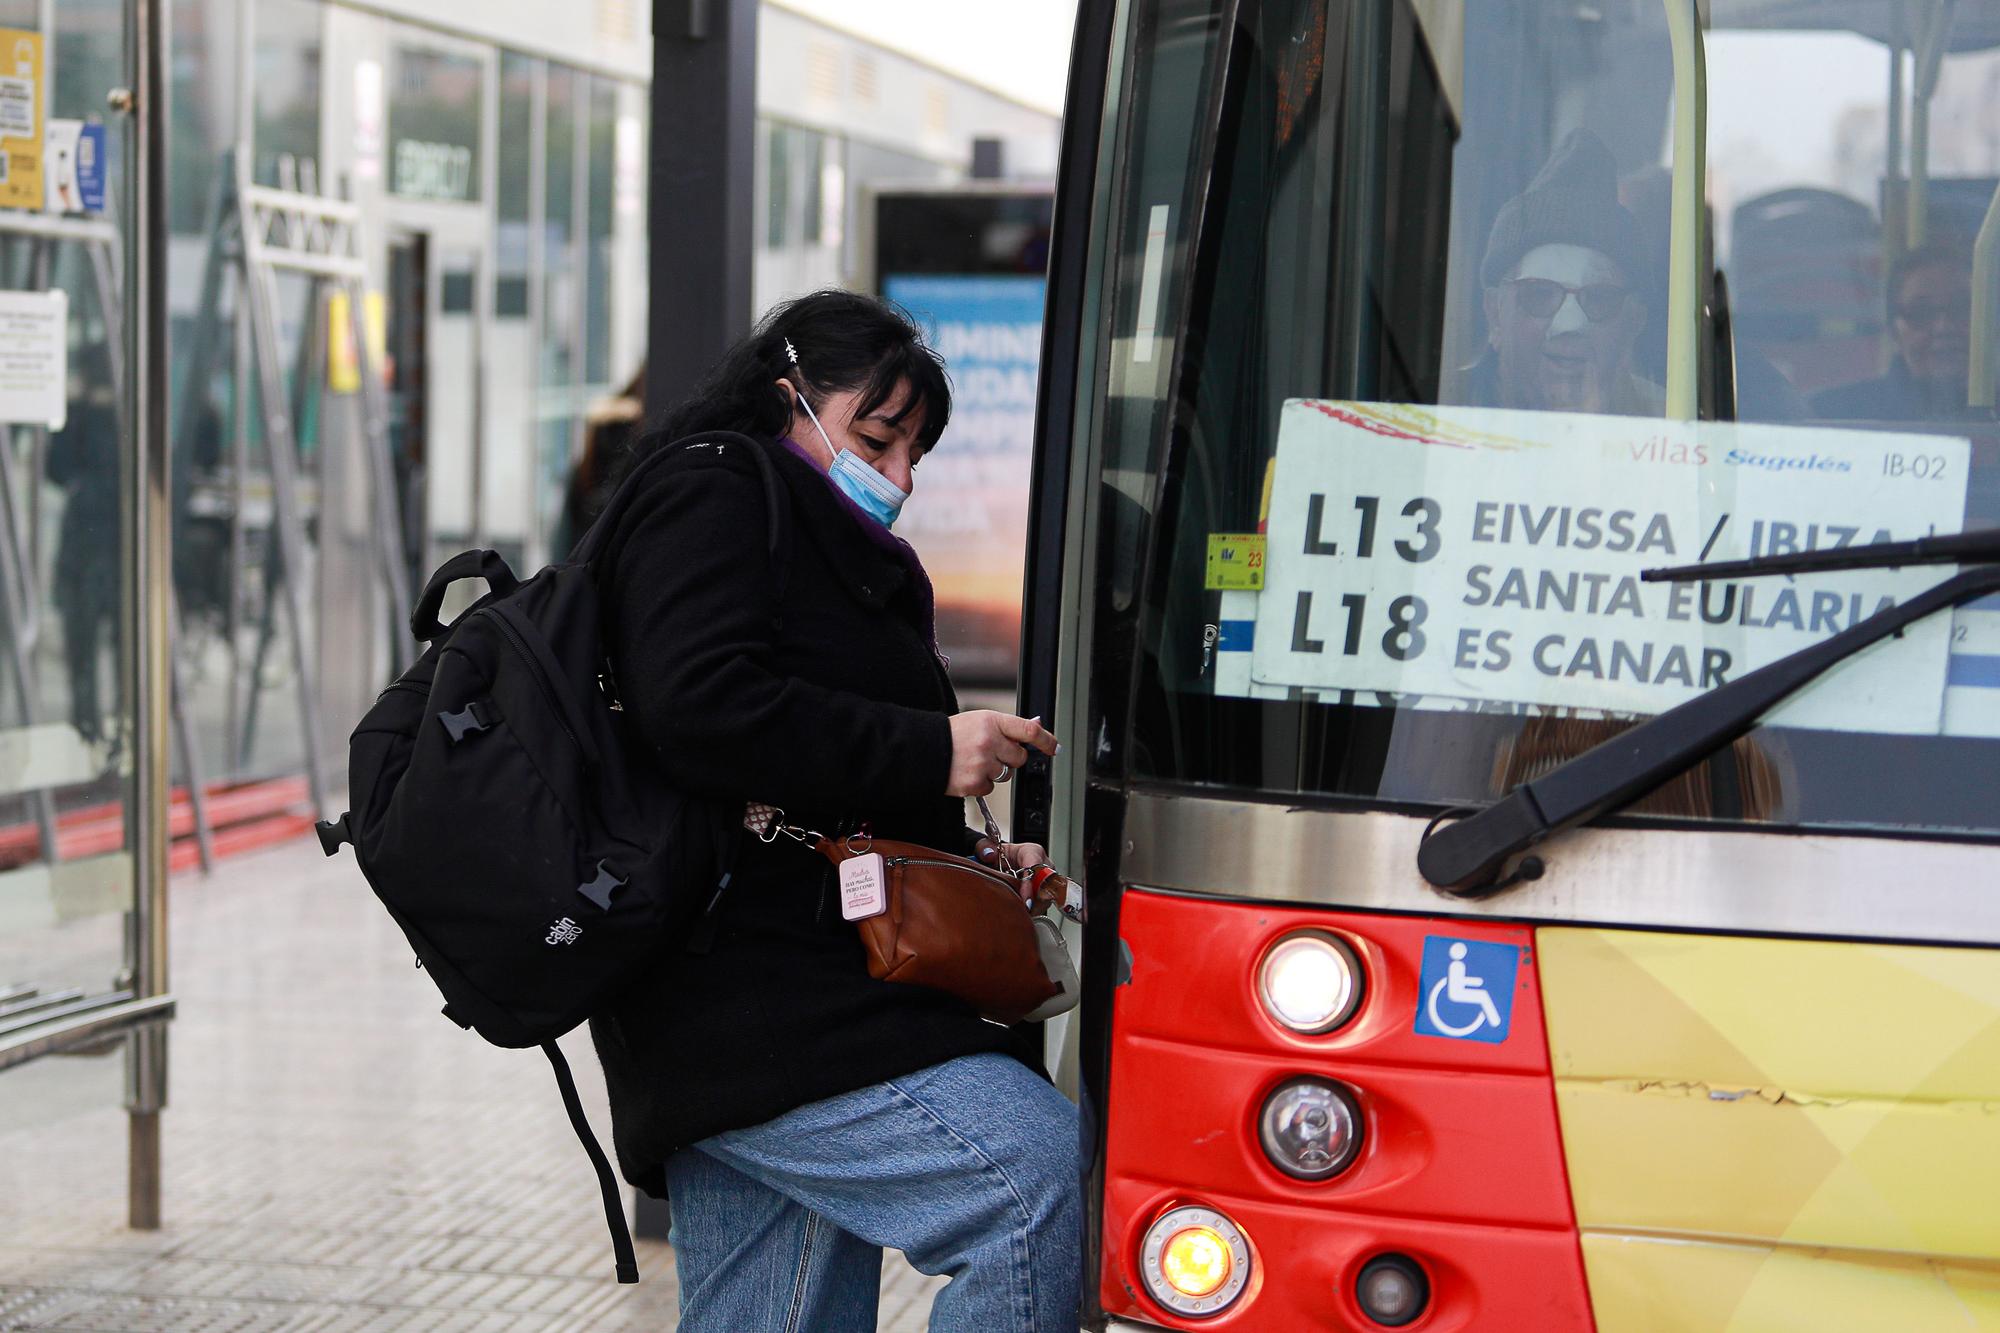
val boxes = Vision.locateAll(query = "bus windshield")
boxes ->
[1112,0,2000,837]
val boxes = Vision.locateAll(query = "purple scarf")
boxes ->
[778,437,943,660]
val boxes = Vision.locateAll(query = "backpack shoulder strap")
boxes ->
[742,434,794,602]
[542,1041,639,1283]
[573,431,788,588]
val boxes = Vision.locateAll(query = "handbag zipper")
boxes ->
[883,855,1023,895]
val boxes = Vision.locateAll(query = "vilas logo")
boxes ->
[545,917,583,946]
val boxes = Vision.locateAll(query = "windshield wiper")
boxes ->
[1639,528,2000,581]
[1416,528,2000,897]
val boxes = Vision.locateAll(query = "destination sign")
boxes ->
[1247,401,1972,734]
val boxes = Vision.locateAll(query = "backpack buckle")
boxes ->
[577,859,626,911]
[314,813,353,857]
[438,700,496,744]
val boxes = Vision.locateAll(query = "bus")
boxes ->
[1021,1,2000,1328]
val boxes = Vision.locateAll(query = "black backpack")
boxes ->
[315,432,789,1282]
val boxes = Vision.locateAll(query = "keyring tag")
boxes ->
[839,852,888,921]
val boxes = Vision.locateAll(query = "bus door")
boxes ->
[1030,1,2000,1329]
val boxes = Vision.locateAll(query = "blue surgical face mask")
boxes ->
[793,383,909,529]
[829,447,909,529]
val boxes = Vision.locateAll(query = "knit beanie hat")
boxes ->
[1480,130,1647,288]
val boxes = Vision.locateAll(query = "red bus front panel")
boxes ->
[1100,887,1595,1330]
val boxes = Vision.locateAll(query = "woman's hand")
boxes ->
[947,711,1058,797]
[972,839,1051,903]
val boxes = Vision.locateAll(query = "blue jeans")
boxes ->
[665,1052,1080,1332]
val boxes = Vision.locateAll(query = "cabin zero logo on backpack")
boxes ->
[546,918,583,946]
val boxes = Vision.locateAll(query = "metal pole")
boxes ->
[229,244,251,776]
[344,274,413,665]
[1331,0,1388,399]
[527,60,548,565]
[89,234,214,873]
[569,81,590,471]
[24,238,50,644]
[1969,182,2000,406]
[1887,41,1906,260]
[125,0,174,1233]
[633,0,760,1240]
[646,0,759,414]
[242,255,332,817]
[1662,0,1707,421]
[1908,0,1957,251]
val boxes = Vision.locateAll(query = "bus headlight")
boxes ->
[1257,931,1364,1034]
[1140,1206,1251,1317]
[1258,1076,1362,1180]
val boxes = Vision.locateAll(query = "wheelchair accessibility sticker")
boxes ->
[1414,936,1520,1044]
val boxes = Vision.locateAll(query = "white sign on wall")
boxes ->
[1245,401,1971,735]
[353,60,384,183]
[0,287,65,429]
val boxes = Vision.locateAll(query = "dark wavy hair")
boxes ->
[646,289,951,454]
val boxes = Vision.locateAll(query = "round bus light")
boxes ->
[1257,931,1364,1034]
[1355,1253,1430,1327]
[1258,1076,1362,1180]
[1140,1206,1251,1317]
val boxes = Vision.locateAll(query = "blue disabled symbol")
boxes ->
[1414,936,1520,1044]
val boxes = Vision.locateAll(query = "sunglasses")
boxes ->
[1895,299,1967,327]
[1506,277,1632,322]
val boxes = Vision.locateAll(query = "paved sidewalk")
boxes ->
[0,839,945,1331]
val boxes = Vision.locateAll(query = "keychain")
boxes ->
[975,795,1087,925]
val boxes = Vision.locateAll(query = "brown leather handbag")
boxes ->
[810,835,1063,1025]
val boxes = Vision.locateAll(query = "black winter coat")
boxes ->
[586,433,1017,1194]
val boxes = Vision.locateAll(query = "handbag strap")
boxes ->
[744,806,1085,921]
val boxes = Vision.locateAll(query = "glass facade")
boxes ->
[0,0,144,1078]
[0,0,1052,1231]
[0,3,1050,865]
[388,42,484,204]
[150,4,653,796]
[253,0,322,188]
[540,62,581,559]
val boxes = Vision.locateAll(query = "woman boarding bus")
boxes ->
[1019,0,2000,1328]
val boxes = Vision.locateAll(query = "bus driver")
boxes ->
[1459,130,1665,418]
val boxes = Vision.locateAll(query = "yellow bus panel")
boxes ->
[1538,927,2000,1326]
[1581,1233,2000,1332]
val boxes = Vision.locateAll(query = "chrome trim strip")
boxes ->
[1121,792,2000,946]
[0,994,175,1072]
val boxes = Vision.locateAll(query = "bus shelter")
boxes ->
[0,0,174,1229]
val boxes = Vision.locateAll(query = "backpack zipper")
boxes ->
[480,605,597,768]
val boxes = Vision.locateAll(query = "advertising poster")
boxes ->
[883,273,1044,682]
[44,118,103,214]
[0,30,42,212]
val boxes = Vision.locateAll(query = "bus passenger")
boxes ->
[588,290,1078,1333]
[1812,244,1972,421]
[1460,131,1664,417]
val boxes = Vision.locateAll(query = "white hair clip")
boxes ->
[780,336,832,444]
